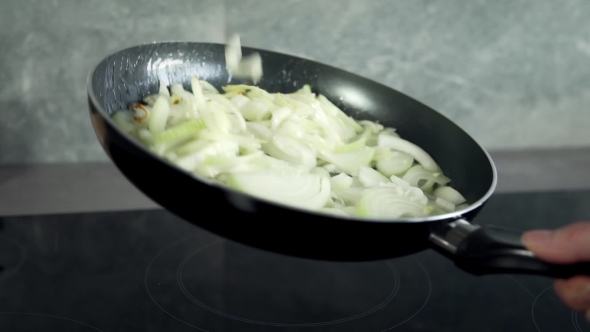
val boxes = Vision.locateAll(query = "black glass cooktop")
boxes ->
[0,190,589,332]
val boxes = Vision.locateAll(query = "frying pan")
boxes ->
[87,42,590,278]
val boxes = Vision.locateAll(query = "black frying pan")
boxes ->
[87,42,590,278]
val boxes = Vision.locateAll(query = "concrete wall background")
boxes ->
[1,0,589,164]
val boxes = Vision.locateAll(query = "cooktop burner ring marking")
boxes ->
[0,235,27,282]
[146,235,433,331]
[176,241,400,327]
[573,309,587,332]
[144,235,212,332]
[378,259,431,332]
[0,312,104,331]
[532,286,553,332]
[531,285,588,332]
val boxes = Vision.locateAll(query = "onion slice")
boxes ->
[433,186,467,205]
[263,134,317,170]
[357,187,432,218]
[378,133,439,171]
[374,148,414,177]
[357,166,388,187]
[227,169,331,210]
[148,96,170,133]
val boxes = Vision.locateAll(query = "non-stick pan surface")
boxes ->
[88,42,590,278]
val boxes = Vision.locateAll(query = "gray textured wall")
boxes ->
[1,0,589,164]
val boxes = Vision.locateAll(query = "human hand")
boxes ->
[522,222,590,321]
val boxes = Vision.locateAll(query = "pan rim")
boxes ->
[86,41,498,224]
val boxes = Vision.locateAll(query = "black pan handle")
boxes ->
[429,219,590,278]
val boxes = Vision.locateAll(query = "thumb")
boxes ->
[522,222,590,264]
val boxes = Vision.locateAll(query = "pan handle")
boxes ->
[429,219,590,278]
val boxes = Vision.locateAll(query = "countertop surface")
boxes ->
[1,147,590,217]
[0,190,589,331]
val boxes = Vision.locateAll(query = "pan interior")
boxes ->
[89,42,496,221]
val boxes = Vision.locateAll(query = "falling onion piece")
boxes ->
[224,34,263,83]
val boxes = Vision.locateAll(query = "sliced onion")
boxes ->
[456,203,470,211]
[263,134,317,170]
[227,169,331,210]
[317,95,363,133]
[330,173,353,191]
[381,128,399,137]
[311,167,331,179]
[351,176,364,187]
[170,84,197,111]
[190,76,207,110]
[112,110,136,133]
[234,53,263,84]
[260,155,310,173]
[435,197,456,212]
[138,128,152,141]
[141,79,170,106]
[198,130,261,152]
[148,96,170,133]
[271,107,293,130]
[175,140,239,172]
[405,186,428,204]
[195,151,266,177]
[318,145,374,176]
[225,34,242,74]
[143,79,170,106]
[376,182,405,195]
[389,175,411,188]
[323,163,337,173]
[240,99,271,121]
[174,140,211,157]
[112,50,470,221]
[359,120,383,134]
[206,94,247,132]
[230,94,250,109]
[366,134,379,147]
[433,186,466,205]
[224,35,263,83]
[200,102,231,134]
[402,165,451,192]
[375,148,414,177]
[224,85,274,101]
[357,187,432,218]
[295,85,312,95]
[158,79,170,97]
[151,119,205,145]
[358,166,390,187]
[427,199,447,215]
[200,80,219,94]
[335,136,367,153]
[332,186,364,206]
[378,133,438,171]
[246,122,272,141]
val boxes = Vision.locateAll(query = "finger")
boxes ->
[553,276,590,312]
[522,222,590,264]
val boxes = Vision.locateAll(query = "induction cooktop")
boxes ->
[0,190,589,332]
